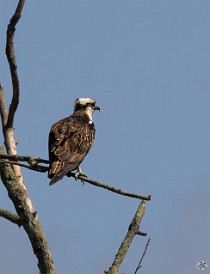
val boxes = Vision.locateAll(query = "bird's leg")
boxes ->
[75,165,88,180]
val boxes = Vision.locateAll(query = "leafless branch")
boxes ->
[0,1,57,272]
[0,208,21,226]
[136,231,147,237]
[5,0,25,129]
[0,145,56,274]
[0,153,49,165]
[0,0,26,186]
[105,201,146,274]
[1,0,21,171]
[0,84,8,127]
[0,153,151,200]
[0,160,48,172]
[71,174,151,201]
[134,238,151,273]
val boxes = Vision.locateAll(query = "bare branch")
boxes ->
[0,208,21,226]
[71,174,151,201]
[0,2,57,273]
[136,231,147,237]
[0,160,48,172]
[0,83,8,127]
[5,0,25,129]
[0,153,49,165]
[0,145,56,274]
[0,153,151,200]
[134,238,151,274]
[0,1,26,185]
[105,201,146,274]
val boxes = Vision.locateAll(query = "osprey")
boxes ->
[48,98,100,186]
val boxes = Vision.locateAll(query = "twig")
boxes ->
[136,231,147,237]
[134,238,151,273]
[72,174,151,201]
[0,160,48,172]
[0,153,49,165]
[105,201,146,274]
[0,208,21,226]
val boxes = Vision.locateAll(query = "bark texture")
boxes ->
[0,145,56,274]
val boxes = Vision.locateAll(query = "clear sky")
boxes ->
[0,1,210,273]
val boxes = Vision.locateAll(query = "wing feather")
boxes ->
[48,114,95,185]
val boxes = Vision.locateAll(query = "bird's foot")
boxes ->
[75,170,88,179]
[75,166,88,183]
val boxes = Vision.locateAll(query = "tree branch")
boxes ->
[0,145,56,274]
[70,173,151,201]
[0,153,151,200]
[5,0,25,129]
[0,208,21,226]
[0,0,26,187]
[0,1,57,273]
[134,238,151,273]
[0,83,8,127]
[136,231,147,237]
[105,201,146,274]
[0,153,49,165]
[0,160,48,172]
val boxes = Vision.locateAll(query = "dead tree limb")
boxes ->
[0,84,8,127]
[105,201,146,274]
[0,1,56,273]
[5,0,25,129]
[0,0,25,186]
[0,153,49,164]
[0,208,21,226]
[134,238,151,273]
[0,146,56,273]
[0,153,151,201]
[0,160,49,172]
[70,173,151,201]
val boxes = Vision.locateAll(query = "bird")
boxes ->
[48,98,100,186]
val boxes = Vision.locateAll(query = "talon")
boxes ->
[75,166,88,179]
[75,171,87,178]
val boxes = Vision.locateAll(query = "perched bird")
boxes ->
[48,98,100,186]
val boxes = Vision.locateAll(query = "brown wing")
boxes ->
[48,115,95,185]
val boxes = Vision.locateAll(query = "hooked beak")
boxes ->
[93,105,100,112]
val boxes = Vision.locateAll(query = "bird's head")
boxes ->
[74,98,100,121]
[74,98,100,112]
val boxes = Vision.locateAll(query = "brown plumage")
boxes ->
[48,98,100,185]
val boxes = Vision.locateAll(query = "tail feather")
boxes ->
[49,162,77,186]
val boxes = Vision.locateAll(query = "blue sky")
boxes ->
[0,1,210,273]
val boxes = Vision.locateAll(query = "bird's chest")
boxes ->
[83,124,95,143]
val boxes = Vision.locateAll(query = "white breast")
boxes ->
[85,107,94,122]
